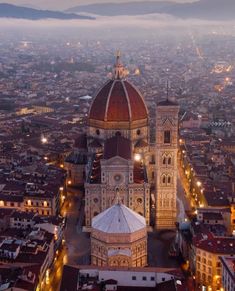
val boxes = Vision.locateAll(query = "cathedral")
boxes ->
[66,52,179,265]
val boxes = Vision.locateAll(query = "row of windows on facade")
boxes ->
[95,129,142,136]
[197,250,212,257]
[92,197,144,204]
[26,200,50,207]
[1,201,49,207]
[162,156,172,165]
[95,129,171,144]
[197,263,221,275]
[0,201,20,207]
[197,272,213,284]
[132,276,169,282]
[197,256,221,267]
[109,257,146,267]
[161,174,173,185]
[92,245,146,255]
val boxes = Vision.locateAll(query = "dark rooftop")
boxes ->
[104,135,131,160]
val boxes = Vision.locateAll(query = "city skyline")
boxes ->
[0,2,234,291]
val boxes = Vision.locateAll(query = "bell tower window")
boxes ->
[162,175,166,184]
[167,175,171,184]
[164,130,171,144]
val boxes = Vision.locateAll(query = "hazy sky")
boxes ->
[0,0,196,10]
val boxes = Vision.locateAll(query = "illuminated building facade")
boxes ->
[91,194,147,267]
[155,100,180,229]
[80,53,179,230]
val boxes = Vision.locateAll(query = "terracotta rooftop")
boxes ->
[89,79,148,123]
[194,234,235,254]
[104,135,132,160]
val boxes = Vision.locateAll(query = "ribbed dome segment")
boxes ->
[92,203,146,234]
[89,79,148,124]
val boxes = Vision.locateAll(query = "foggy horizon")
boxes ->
[0,0,197,10]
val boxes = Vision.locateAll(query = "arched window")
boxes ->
[163,157,166,165]
[168,157,172,165]
[164,130,171,144]
[167,175,171,184]
[162,175,166,184]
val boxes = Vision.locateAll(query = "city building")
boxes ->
[82,53,179,231]
[91,192,147,267]
[60,265,186,291]
[155,99,180,229]
[193,233,235,291]
[220,255,235,291]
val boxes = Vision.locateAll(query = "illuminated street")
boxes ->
[44,188,90,291]
[44,246,68,291]
[177,173,192,221]
[178,157,197,211]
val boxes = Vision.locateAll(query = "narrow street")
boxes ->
[63,189,90,266]
[44,188,90,291]
[177,172,192,222]
[44,246,68,291]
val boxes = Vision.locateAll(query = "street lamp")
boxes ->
[134,153,142,162]
[41,136,48,144]
[196,181,202,187]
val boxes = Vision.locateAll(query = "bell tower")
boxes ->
[155,98,179,230]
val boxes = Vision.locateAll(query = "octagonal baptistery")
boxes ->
[91,201,147,268]
[88,57,149,145]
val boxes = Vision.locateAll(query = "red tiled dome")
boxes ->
[89,79,148,126]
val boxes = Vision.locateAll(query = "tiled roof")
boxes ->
[89,79,148,123]
[104,135,131,160]
[92,202,146,234]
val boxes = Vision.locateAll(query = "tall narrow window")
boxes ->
[163,157,166,164]
[162,175,166,184]
[168,157,172,165]
[164,130,171,144]
[167,176,171,184]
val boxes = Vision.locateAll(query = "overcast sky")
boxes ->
[0,0,195,10]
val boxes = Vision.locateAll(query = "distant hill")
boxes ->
[66,0,235,20]
[0,3,94,20]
